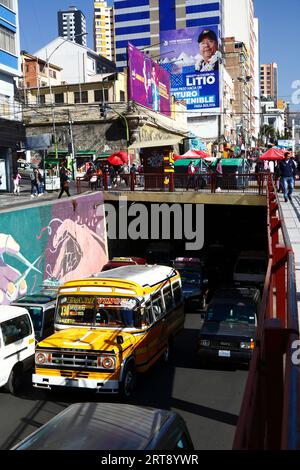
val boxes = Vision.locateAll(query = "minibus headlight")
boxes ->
[35,352,52,365]
[97,356,115,369]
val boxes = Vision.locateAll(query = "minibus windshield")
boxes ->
[56,295,139,328]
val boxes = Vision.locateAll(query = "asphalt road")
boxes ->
[0,308,248,451]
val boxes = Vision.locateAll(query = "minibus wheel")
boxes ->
[5,364,23,395]
[120,363,136,399]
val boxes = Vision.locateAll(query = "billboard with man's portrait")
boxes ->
[127,42,171,117]
[160,25,221,111]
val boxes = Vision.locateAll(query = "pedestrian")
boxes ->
[30,168,40,198]
[215,157,223,192]
[37,169,44,196]
[58,167,71,198]
[279,151,297,202]
[12,171,21,196]
[186,161,196,190]
[274,162,282,193]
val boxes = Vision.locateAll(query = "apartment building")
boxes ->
[94,1,115,61]
[58,6,87,46]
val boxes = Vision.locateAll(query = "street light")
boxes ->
[237,75,253,153]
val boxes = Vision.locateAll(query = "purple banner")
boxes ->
[128,42,171,117]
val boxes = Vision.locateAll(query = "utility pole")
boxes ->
[68,109,76,179]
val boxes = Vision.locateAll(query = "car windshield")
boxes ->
[26,307,43,332]
[206,303,256,324]
[181,271,202,285]
[56,295,139,328]
[235,259,266,275]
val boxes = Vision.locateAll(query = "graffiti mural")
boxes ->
[0,193,108,305]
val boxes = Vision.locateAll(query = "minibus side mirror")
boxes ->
[117,336,124,345]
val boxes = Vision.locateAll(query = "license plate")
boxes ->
[64,378,78,386]
[218,350,231,358]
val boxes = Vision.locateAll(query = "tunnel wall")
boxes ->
[0,193,108,305]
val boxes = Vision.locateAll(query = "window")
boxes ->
[174,433,191,450]
[0,25,16,55]
[1,315,32,346]
[0,0,14,10]
[38,95,45,105]
[152,294,164,320]
[120,90,125,102]
[94,89,108,102]
[49,69,57,79]
[163,286,173,311]
[74,91,88,103]
[172,282,182,305]
[43,308,55,331]
[55,93,64,104]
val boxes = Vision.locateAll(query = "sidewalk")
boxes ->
[0,180,79,211]
[279,191,300,324]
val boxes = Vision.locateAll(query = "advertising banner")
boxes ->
[127,42,171,117]
[160,25,221,111]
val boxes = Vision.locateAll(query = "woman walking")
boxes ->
[58,167,71,198]
[13,171,21,196]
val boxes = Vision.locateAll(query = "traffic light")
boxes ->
[99,103,107,118]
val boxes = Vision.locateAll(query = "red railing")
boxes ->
[233,175,300,450]
[76,172,269,195]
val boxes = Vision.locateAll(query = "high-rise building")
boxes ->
[260,63,278,106]
[58,6,87,46]
[114,0,223,69]
[224,0,259,142]
[93,1,115,61]
[0,0,24,192]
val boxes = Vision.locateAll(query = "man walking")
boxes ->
[186,161,196,190]
[279,152,297,202]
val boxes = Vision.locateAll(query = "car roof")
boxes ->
[90,265,177,288]
[14,403,174,450]
[212,288,260,302]
[0,306,30,323]
[13,289,58,305]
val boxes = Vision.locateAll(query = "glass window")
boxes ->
[206,303,257,325]
[0,0,14,11]
[74,91,88,103]
[94,89,108,102]
[0,25,16,55]
[26,307,43,332]
[163,286,173,311]
[174,433,190,450]
[57,295,139,328]
[1,315,32,346]
[172,282,182,305]
[152,294,164,320]
[38,95,45,105]
[54,93,64,104]
[43,308,55,330]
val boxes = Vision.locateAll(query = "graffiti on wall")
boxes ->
[0,194,108,305]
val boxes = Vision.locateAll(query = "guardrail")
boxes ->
[233,175,300,450]
[76,172,269,195]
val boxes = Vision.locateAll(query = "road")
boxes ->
[0,310,248,450]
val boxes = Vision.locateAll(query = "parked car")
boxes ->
[0,306,35,394]
[18,162,44,179]
[233,251,267,287]
[102,257,146,271]
[11,286,58,342]
[198,287,260,366]
[173,257,208,309]
[11,403,194,450]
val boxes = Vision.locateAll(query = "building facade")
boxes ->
[34,38,117,85]
[93,1,115,61]
[224,0,259,142]
[0,0,24,192]
[114,0,223,69]
[260,62,278,106]
[20,52,62,93]
[57,6,87,46]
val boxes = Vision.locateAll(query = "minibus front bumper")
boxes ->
[32,374,120,393]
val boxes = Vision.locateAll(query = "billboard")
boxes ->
[127,42,171,117]
[160,25,221,111]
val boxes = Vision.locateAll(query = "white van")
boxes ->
[0,306,35,394]
[233,251,267,287]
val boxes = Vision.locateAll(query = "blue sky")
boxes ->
[19,0,299,104]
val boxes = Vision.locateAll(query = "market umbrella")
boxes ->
[174,149,210,161]
[182,150,203,158]
[259,148,286,161]
[108,155,125,166]
[109,151,128,164]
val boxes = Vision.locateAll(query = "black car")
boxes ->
[198,287,260,366]
[11,403,194,450]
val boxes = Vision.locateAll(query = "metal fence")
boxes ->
[76,172,269,196]
[233,175,300,450]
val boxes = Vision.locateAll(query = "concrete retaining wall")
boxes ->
[0,193,108,304]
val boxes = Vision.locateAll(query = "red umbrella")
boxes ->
[182,150,202,158]
[108,151,128,164]
[174,149,210,161]
[193,150,210,158]
[108,155,125,166]
[259,148,285,161]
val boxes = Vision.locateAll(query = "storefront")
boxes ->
[0,118,25,193]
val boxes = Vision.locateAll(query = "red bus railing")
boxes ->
[76,172,269,195]
[233,175,300,450]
